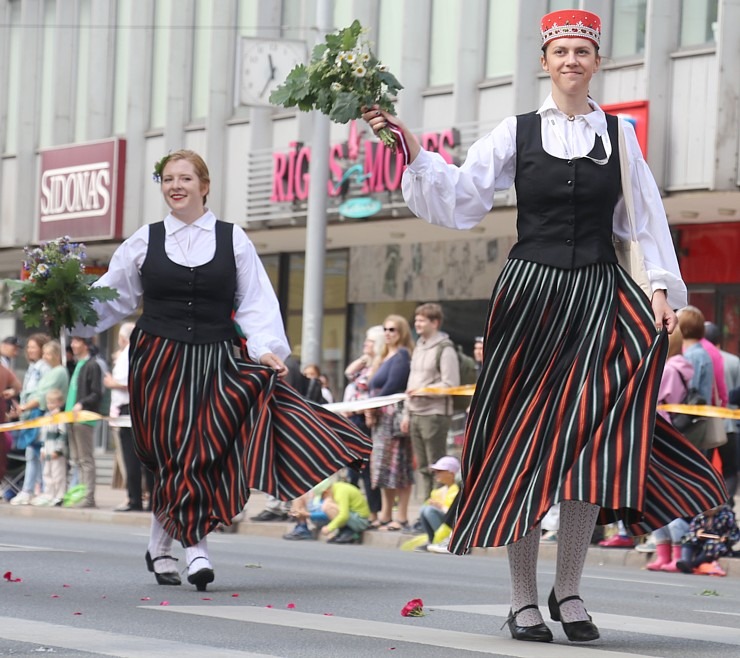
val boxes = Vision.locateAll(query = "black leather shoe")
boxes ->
[548,589,600,642]
[115,503,144,512]
[187,557,215,592]
[501,604,553,642]
[145,551,181,586]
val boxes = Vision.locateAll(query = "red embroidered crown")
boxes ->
[540,10,601,48]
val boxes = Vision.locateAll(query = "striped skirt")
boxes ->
[449,259,727,555]
[128,329,372,546]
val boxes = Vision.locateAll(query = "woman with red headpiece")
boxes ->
[364,8,726,645]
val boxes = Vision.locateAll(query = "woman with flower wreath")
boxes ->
[75,149,371,591]
[363,9,726,644]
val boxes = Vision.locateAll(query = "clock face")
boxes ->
[240,39,306,107]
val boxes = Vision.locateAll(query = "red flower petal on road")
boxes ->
[3,571,22,583]
[51,594,60,598]
[140,597,151,601]
[159,601,169,606]
[323,613,334,616]
[73,612,82,615]
[231,593,239,598]
[400,598,425,617]
[265,605,273,608]
[201,597,212,601]
[287,603,296,609]
[62,584,71,588]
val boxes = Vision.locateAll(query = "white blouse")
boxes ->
[402,94,687,310]
[77,211,290,362]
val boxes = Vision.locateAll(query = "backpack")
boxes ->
[435,339,478,413]
[670,370,706,435]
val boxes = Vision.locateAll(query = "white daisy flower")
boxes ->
[353,66,367,77]
[331,82,342,92]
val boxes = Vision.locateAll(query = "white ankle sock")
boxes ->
[148,515,177,574]
[185,538,212,575]
[507,525,543,627]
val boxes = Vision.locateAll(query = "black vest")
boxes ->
[508,111,621,269]
[137,220,238,344]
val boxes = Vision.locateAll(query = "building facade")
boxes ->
[0,0,738,394]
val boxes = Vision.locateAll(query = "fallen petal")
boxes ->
[73,612,82,615]
[140,597,151,601]
[286,603,296,609]
[159,601,169,606]
[265,605,273,608]
[50,594,60,598]
[62,584,71,588]
[323,613,334,616]
[201,597,212,601]
[231,593,239,598]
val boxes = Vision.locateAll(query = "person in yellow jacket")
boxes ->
[319,479,371,544]
[418,456,460,547]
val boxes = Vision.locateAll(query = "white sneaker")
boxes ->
[10,492,32,506]
[31,495,53,506]
[426,537,451,554]
[635,538,656,553]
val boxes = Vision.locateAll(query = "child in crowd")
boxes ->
[31,389,67,507]
[676,504,740,576]
[415,456,460,552]
[283,476,370,544]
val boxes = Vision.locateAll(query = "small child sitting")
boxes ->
[31,390,67,507]
[283,477,370,544]
[676,503,740,576]
[417,456,460,549]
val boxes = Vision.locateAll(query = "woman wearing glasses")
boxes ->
[365,316,415,531]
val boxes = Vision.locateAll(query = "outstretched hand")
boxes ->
[360,105,421,164]
[651,290,677,334]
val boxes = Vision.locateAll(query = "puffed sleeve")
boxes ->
[401,116,518,230]
[612,119,687,309]
[232,226,291,361]
[73,226,149,336]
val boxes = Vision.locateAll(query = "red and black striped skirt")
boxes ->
[449,259,726,555]
[128,329,372,546]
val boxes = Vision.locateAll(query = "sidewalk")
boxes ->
[2,483,738,578]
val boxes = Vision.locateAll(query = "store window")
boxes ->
[112,0,132,135]
[428,0,459,87]
[485,0,516,78]
[377,0,402,81]
[150,0,172,129]
[611,0,646,59]
[74,0,91,142]
[39,0,56,147]
[680,0,718,47]
[190,0,212,122]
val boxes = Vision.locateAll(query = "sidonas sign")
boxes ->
[38,138,126,241]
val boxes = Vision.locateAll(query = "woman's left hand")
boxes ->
[651,290,677,334]
[260,353,288,378]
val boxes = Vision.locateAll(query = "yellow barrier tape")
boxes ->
[0,410,106,432]
[413,385,476,396]
[657,404,740,420]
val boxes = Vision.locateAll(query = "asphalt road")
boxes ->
[1,516,740,657]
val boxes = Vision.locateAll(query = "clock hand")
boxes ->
[259,54,277,98]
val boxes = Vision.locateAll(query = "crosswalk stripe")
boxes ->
[150,605,655,657]
[0,616,275,657]
[434,605,740,647]
[0,543,83,553]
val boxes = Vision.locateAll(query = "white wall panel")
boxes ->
[421,92,455,131]
[668,54,717,190]
[599,66,647,104]
[143,136,167,225]
[478,84,514,133]
[0,157,17,247]
[225,122,251,224]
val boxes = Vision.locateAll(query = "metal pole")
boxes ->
[300,0,333,369]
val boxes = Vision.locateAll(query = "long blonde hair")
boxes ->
[372,315,414,373]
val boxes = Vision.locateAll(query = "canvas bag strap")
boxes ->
[618,119,638,242]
